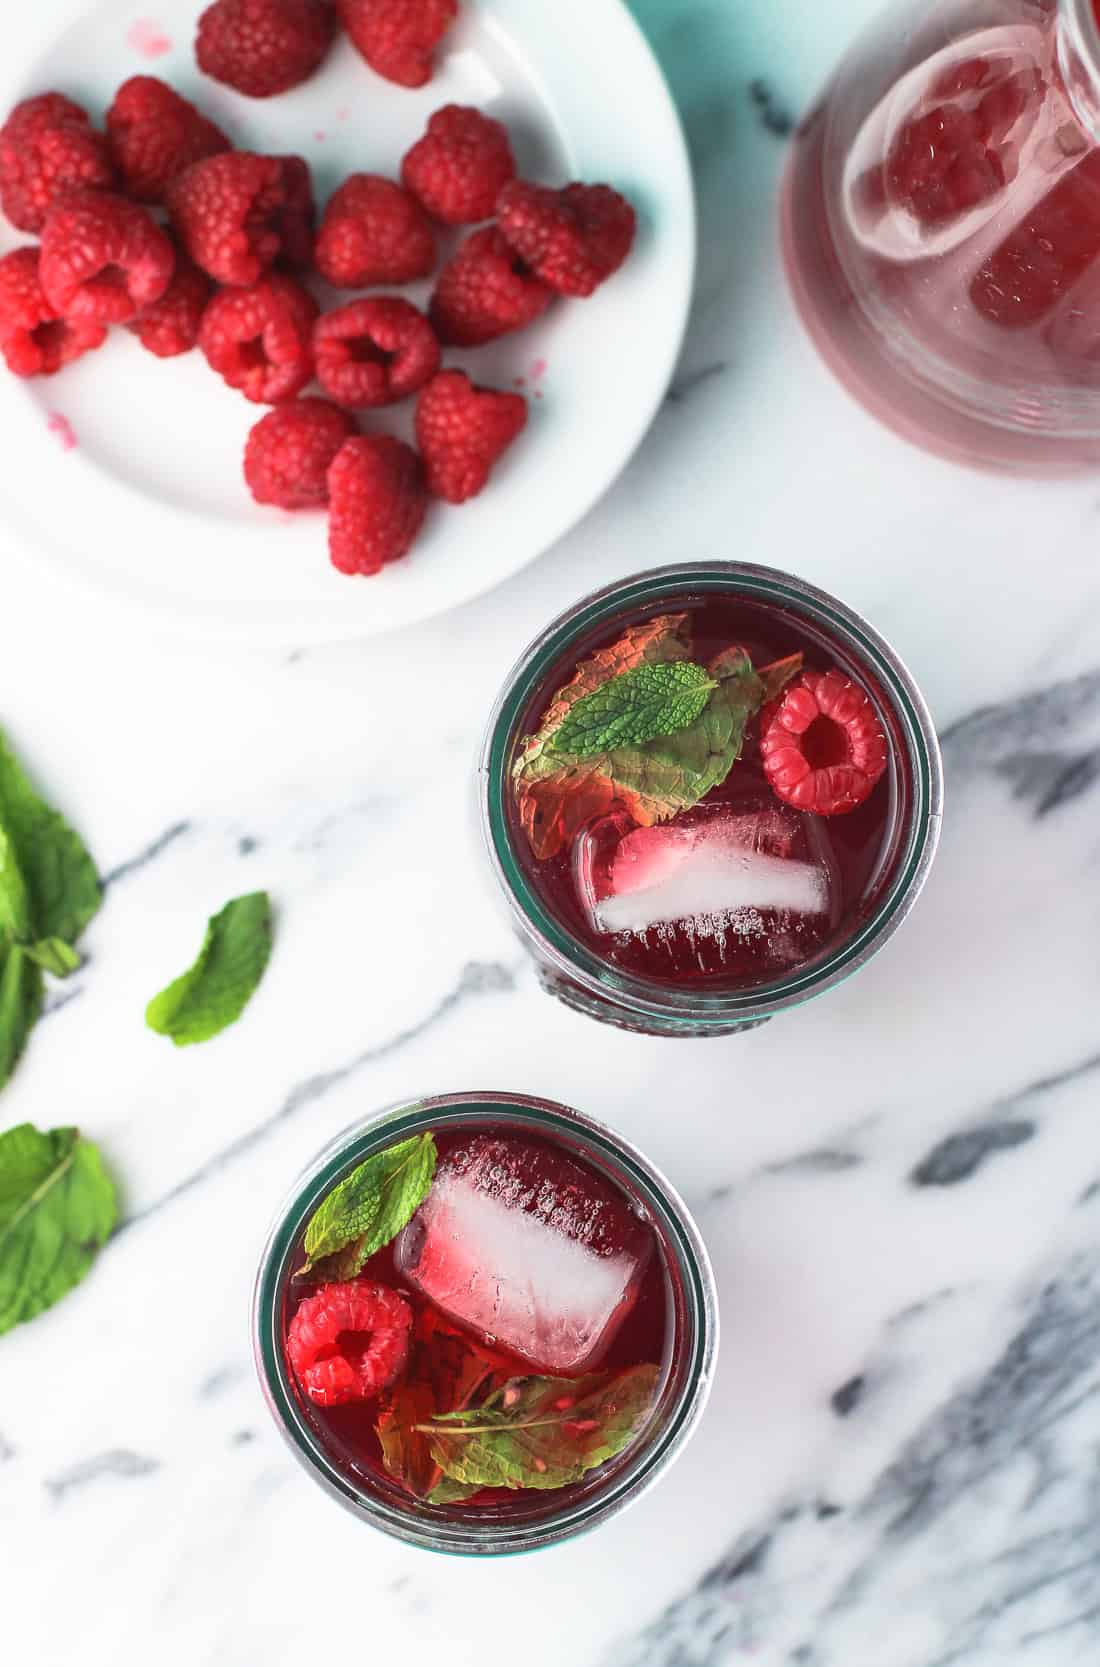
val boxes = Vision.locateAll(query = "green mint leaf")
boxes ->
[0,944,42,1090]
[146,891,273,1047]
[514,614,694,860]
[549,662,718,759]
[0,729,101,946]
[302,1133,436,1279]
[419,1364,661,1492]
[758,653,804,704]
[0,1123,117,1335]
[427,1477,483,1505]
[0,826,32,944]
[515,644,773,851]
[25,938,81,978]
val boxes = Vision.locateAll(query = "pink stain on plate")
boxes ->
[313,130,327,143]
[127,18,173,58]
[46,412,77,452]
[530,357,548,382]
[336,106,350,122]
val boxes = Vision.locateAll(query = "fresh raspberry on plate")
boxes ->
[415,368,526,502]
[167,151,286,286]
[496,179,636,297]
[327,434,427,574]
[0,93,115,235]
[196,0,337,98]
[287,1281,413,1406]
[244,397,356,507]
[337,0,458,88]
[106,76,230,204]
[313,172,435,288]
[40,191,175,325]
[199,272,318,402]
[273,154,316,269]
[759,669,889,816]
[314,296,440,409]
[428,225,551,345]
[401,104,515,225]
[126,256,213,357]
[0,246,106,377]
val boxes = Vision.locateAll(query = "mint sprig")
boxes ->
[146,892,273,1047]
[549,662,718,758]
[0,1123,117,1335]
[301,1132,436,1279]
[515,640,804,860]
[0,728,101,1090]
[0,730,101,947]
[416,1364,661,1492]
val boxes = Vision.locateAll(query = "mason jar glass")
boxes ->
[480,562,943,1037]
[783,0,1100,473]
[253,1090,718,1555]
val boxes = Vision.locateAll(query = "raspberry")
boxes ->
[415,368,526,503]
[286,1281,413,1407]
[126,256,213,357]
[496,179,636,298]
[39,191,175,326]
[314,297,440,409]
[0,246,106,377]
[0,93,115,235]
[337,0,458,88]
[759,670,889,817]
[167,151,286,286]
[327,435,427,575]
[196,0,336,98]
[885,63,1040,231]
[273,154,316,269]
[313,173,435,288]
[200,272,317,403]
[244,397,356,507]
[429,226,551,346]
[401,104,516,225]
[106,76,230,204]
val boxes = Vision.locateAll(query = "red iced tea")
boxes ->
[282,1123,672,1508]
[507,594,909,990]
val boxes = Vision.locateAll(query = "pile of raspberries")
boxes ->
[0,0,637,577]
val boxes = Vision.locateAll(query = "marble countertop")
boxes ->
[7,1,1100,1663]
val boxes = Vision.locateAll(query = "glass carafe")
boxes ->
[783,0,1100,472]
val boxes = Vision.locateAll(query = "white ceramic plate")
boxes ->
[0,0,694,641]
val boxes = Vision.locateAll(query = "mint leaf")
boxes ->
[0,1123,117,1334]
[0,826,32,944]
[25,938,81,978]
[0,945,42,1090]
[302,1133,436,1279]
[0,729,101,946]
[419,1364,660,1492]
[549,662,718,758]
[758,654,804,704]
[146,892,273,1047]
[377,1309,500,1500]
[514,614,693,860]
[515,644,775,855]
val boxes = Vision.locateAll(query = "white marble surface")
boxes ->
[6,1,1100,1664]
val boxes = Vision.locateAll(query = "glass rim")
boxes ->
[480,561,944,1027]
[252,1090,719,1556]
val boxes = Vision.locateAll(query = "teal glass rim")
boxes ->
[480,561,944,1029]
[252,1091,718,1556]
